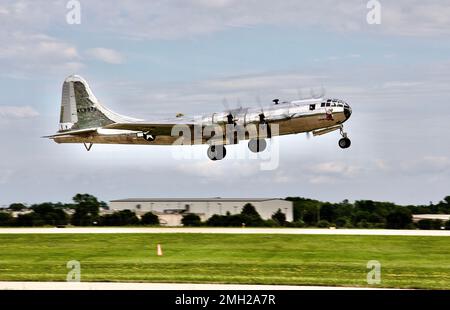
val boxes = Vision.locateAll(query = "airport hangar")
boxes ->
[109,198,293,226]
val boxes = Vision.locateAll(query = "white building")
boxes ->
[412,214,450,222]
[109,198,293,226]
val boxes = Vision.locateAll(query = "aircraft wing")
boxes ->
[103,121,197,136]
[43,128,98,138]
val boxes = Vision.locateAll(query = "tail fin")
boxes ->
[59,75,138,132]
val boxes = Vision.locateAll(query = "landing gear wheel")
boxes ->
[338,138,351,149]
[207,145,227,161]
[248,139,267,153]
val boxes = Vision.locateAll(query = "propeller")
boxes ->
[222,97,243,125]
[221,98,233,124]
[222,98,232,113]
[236,98,243,110]
[255,95,265,120]
[254,95,272,138]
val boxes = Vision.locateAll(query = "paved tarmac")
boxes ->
[0,227,449,236]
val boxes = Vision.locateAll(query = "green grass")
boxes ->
[0,234,449,289]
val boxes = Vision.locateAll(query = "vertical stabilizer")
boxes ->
[58,75,139,132]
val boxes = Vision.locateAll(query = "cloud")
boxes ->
[401,156,450,174]
[3,1,450,41]
[86,48,124,64]
[101,71,330,118]
[304,161,362,185]
[65,1,450,38]
[0,169,14,185]
[0,31,82,77]
[313,161,360,176]
[175,159,260,180]
[0,106,39,118]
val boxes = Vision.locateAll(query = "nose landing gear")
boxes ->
[338,125,351,149]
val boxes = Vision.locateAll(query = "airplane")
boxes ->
[45,75,352,160]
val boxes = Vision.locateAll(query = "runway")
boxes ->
[0,281,393,290]
[0,227,449,236]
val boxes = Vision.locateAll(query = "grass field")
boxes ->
[0,233,449,289]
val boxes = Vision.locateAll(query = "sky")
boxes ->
[1,0,450,206]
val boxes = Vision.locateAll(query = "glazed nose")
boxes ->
[344,105,352,119]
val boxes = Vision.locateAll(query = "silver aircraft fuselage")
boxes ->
[53,98,352,145]
[47,75,352,160]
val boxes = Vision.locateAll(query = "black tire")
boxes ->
[248,139,267,153]
[338,138,351,149]
[207,145,226,160]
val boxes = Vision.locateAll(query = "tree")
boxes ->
[444,196,450,205]
[335,216,352,228]
[263,219,279,227]
[271,209,286,226]
[0,212,13,226]
[31,203,69,226]
[8,203,27,211]
[71,194,102,226]
[240,203,264,226]
[241,204,260,217]
[320,203,338,223]
[206,214,228,226]
[15,213,44,227]
[386,208,412,229]
[141,212,159,225]
[99,210,139,226]
[417,219,443,230]
[317,220,330,228]
[181,214,202,226]
[286,197,322,223]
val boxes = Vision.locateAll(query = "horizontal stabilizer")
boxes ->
[43,128,97,139]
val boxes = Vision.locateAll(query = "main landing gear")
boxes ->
[338,125,351,149]
[207,138,268,161]
[248,139,267,153]
[207,145,227,161]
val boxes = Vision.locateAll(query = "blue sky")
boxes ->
[1,0,450,206]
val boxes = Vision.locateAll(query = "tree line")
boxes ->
[286,196,450,230]
[181,204,287,227]
[0,194,159,227]
[1,194,450,229]
[0,194,287,228]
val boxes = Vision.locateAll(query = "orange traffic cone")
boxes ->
[157,243,163,256]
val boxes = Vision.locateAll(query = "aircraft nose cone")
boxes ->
[344,106,352,119]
